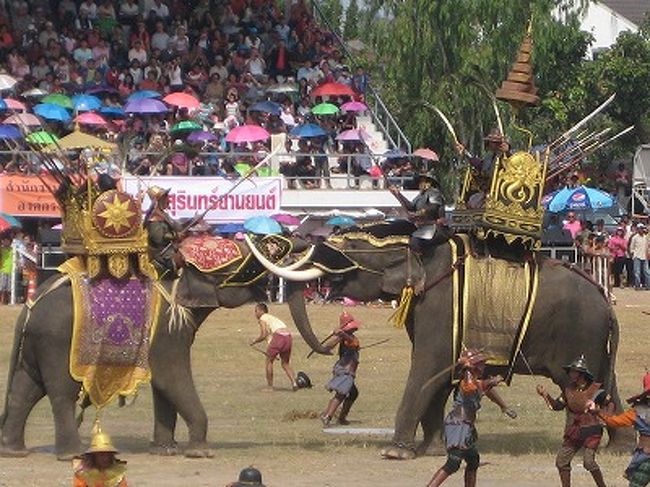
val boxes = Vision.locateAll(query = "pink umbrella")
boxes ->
[75,112,108,126]
[341,101,368,112]
[413,148,439,161]
[336,128,366,141]
[225,124,270,143]
[163,92,200,110]
[272,213,301,225]
[4,98,26,112]
[4,113,41,127]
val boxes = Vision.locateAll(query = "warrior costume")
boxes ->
[427,349,515,487]
[540,355,607,487]
[144,186,181,276]
[321,312,361,426]
[73,424,128,487]
[598,372,650,487]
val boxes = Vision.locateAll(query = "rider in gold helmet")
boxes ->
[73,423,127,487]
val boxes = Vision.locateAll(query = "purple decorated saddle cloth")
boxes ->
[61,257,161,407]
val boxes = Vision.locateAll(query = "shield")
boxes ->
[91,190,141,238]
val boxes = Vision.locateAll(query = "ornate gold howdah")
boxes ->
[60,181,155,280]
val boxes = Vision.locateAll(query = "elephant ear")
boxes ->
[380,255,425,296]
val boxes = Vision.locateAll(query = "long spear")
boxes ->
[548,93,616,150]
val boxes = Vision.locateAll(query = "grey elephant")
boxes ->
[0,240,324,460]
[246,222,629,460]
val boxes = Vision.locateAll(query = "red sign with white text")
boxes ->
[0,174,61,217]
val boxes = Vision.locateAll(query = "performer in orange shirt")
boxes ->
[73,423,127,487]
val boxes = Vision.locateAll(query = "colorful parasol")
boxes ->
[4,113,41,126]
[72,94,102,112]
[0,74,17,91]
[99,106,125,117]
[244,215,282,235]
[341,101,368,112]
[75,112,108,126]
[26,130,59,145]
[413,148,440,161]
[289,123,327,138]
[0,124,21,140]
[310,82,356,97]
[41,93,73,109]
[543,185,615,213]
[249,100,282,115]
[163,92,200,109]
[55,130,116,150]
[21,88,48,98]
[127,90,161,101]
[124,98,168,114]
[0,212,21,232]
[336,129,366,141]
[33,103,72,122]
[187,130,218,143]
[312,102,339,116]
[224,124,270,143]
[272,213,301,226]
[4,98,26,112]
[326,215,356,226]
[170,120,202,133]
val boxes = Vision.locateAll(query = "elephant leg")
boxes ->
[382,350,449,460]
[152,362,211,458]
[150,385,179,456]
[418,383,452,457]
[0,368,45,456]
[49,393,82,461]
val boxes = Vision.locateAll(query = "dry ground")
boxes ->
[0,289,648,486]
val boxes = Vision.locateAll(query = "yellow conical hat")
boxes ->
[84,420,118,455]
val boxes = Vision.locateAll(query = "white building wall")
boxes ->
[580,2,638,57]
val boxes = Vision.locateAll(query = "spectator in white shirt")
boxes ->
[79,0,98,21]
[128,39,148,63]
[629,224,650,290]
[150,21,170,51]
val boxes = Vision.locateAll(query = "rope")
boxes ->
[389,285,414,328]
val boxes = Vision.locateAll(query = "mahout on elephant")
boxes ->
[246,220,628,460]
[0,233,323,460]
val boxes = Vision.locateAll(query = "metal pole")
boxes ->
[10,243,16,305]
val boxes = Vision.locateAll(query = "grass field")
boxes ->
[0,289,648,486]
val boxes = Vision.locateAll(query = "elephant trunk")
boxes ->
[286,281,330,355]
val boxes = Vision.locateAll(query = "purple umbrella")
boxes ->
[86,85,119,95]
[124,98,168,114]
[187,130,218,143]
[341,101,368,112]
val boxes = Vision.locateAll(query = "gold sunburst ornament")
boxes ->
[92,190,141,238]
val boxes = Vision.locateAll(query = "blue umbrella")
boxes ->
[127,90,161,102]
[99,106,125,117]
[0,124,22,140]
[249,100,282,115]
[290,123,327,138]
[384,149,407,159]
[86,85,119,95]
[326,215,356,226]
[72,94,102,112]
[243,215,282,235]
[214,223,245,234]
[33,103,71,122]
[543,185,615,213]
[0,99,6,110]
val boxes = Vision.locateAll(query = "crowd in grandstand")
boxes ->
[0,0,394,185]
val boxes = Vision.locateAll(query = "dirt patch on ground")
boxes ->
[0,290,647,486]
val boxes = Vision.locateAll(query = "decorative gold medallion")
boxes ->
[87,255,102,278]
[92,190,141,239]
[108,254,129,279]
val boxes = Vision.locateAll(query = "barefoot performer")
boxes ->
[250,302,298,391]
[427,349,517,487]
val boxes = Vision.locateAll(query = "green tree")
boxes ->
[344,0,361,40]
[319,0,344,34]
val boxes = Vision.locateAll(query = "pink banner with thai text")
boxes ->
[121,176,282,223]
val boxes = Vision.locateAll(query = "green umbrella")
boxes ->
[170,120,202,133]
[312,102,339,116]
[41,94,73,109]
[234,163,252,176]
[26,130,59,145]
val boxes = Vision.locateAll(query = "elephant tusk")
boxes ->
[283,246,315,271]
[244,234,325,281]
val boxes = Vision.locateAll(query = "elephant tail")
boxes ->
[1,307,30,429]
[604,308,620,401]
